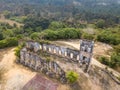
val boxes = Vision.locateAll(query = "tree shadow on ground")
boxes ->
[70,82,82,90]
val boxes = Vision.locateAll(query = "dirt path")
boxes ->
[0,48,36,90]
[0,14,23,27]
[0,48,60,90]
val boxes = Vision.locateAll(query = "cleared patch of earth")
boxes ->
[0,40,120,90]
[0,47,103,90]
[0,14,23,27]
[53,40,120,76]
[0,48,59,90]
[0,48,36,90]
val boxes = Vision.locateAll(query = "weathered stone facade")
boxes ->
[20,48,67,83]
[19,40,94,82]
[79,40,94,72]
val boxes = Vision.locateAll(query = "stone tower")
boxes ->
[79,39,94,72]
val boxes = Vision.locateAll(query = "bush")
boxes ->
[14,45,23,57]
[0,33,3,40]
[82,33,95,40]
[117,76,120,81]
[46,57,51,62]
[99,56,110,66]
[41,28,81,40]
[30,32,40,40]
[0,37,18,49]
[110,53,120,68]
[43,29,58,40]
[95,19,105,28]
[38,40,51,44]
[6,38,18,47]
[66,71,79,83]
[99,53,120,69]
[97,31,120,45]
[49,21,66,30]
[114,44,120,54]
[62,28,80,39]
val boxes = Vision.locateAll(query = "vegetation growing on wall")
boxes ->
[14,44,24,58]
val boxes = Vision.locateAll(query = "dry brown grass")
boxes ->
[0,14,23,27]
[0,67,6,84]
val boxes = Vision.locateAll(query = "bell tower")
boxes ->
[79,39,94,72]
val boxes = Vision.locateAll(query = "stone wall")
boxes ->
[19,40,94,82]
[79,40,94,71]
[25,40,94,71]
[20,48,67,83]
[26,42,80,62]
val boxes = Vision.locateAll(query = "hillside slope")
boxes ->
[0,42,120,90]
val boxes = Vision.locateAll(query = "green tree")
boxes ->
[66,71,79,83]
[35,26,42,32]
[63,28,79,39]
[13,23,17,28]
[3,30,14,38]
[0,37,18,49]
[97,31,120,45]
[96,19,105,28]
[114,44,120,54]
[110,53,120,68]
[99,56,110,66]
[0,32,3,40]
[82,33,94,40]
[44,29,58,40]
[30,32,40,40]
[15,45,23,57]
[49,21,65,30]
[3,10,12,18]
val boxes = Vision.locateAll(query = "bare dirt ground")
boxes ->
[0,48,62,90]
[0,46,101,90]
[54,40,112,57]
[0,40,120,90]
[54,40,120,77]
[0,48,36,90]
[0,14,23,27]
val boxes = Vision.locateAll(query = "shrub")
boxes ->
[66,71,79,83]
[46,57,51,62]
[38,40,51,44]
[99,53,120,69]
[49,21,66,30]
[30,32,40,40]
[62,28,80,39]
[97,31,120,45]
[99,56,110,66]
[110,53,120,68]
[14,45,23,57]
[41,28,81,40]
[117,76,120,81]
[82,33,95,40]
[114,44,120,54]
[95,19,105,28]
[0,37,18,49]
[6,38,18,47]
[0,33,3,40]
[43,29,58,40]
